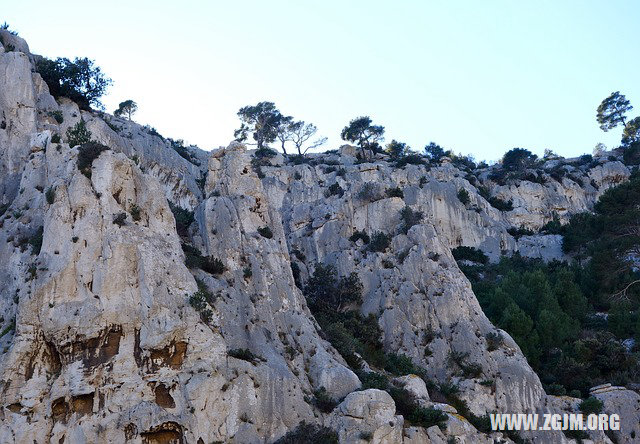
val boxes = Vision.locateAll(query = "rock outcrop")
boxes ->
[1,31,638,443]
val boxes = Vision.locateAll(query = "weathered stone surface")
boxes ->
[1,33,638,444]
[329,389,404,444]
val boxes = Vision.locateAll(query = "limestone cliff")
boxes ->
[0,30,636,443]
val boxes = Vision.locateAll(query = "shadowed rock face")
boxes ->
[0,32,635,443]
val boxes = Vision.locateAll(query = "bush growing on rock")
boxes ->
[579,397,604,415]
[169,202,194,238]
[228,348,262,363]
[66,118,92,147]
[340,116,385,159]
[113,212,127,226]
[368,231,391,252]
[386,187,404,199]
[349,229,370,244]
[357,182,383,202]
[50,134,61,144]
[457,188,470,205]
[399,206,423,234]
[305,263,362,312]
[77,141,109,178]
[501,148,538,172]
[451,246,488,264]
[36,57,111,110]
[274,421,338,444]
[257,226,273,239]
[325,183,344,198]
[189,280,214,324]
[45,187,55,205]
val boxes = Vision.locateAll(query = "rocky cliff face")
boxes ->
[0,31,636,443]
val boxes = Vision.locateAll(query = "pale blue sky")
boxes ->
[4,1,639,160]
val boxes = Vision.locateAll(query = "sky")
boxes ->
[3,1,640,161]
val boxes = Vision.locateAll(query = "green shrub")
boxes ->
[257,226,273,239]
[77,141,109,178]
[359,372,390,390]
[358,183,382,202]
[395,153,427,168]
[349,229,370,244]
[228,348,261,363]
[507,226,535,238]
[113,212,127,226]
[451,246,488,264]
[369,231,391,252]
[274,422,338,444]
[384,353,418,376]
[48,110,64,124]
[310,387,338,413]
[449,351,482,378]
[50,134,61,144]
[130,204,141,221]
[45,187,55,205]
[67,119,93,148]
[305,263,362,312]
[182,243,225,275]
[325,183,344,197]
[388,386,448,429]
[386,187,404,198]
[579,397,603,415]
[400,206,423,234]
[29,226,44,256]
[457,188,470,205]
[485,332,503,351]
[488,196,513,211]
[169,202,194,238]
[189,280,213,323]
[36,57,111,110]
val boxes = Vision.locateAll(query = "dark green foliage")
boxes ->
[369,231,391,252]
[488,196,513,211]
[113,212,127,226]
[50,134,61,144]
[29,226,44,256]
[461,253,638,396]
[450,153,476,171]
[400,206,423,234]
[623,141,640,165]
[388,386,448,429]
[168,138,200,165]
[579,397,604,415]
[449,351,482,378]
[395,153,427,168]
[385,140,409,159]
[384,353,420,376]
[597,91,633,133]
[358,183,382,202]
[189,279,214,323]
[182,244,224,275]
[502,148,538,172]
[49,110,64,124]
[457,188,470,205]
[451,246,488,264]
[114,99,137,120]
[67,118,92,147]
[341,116,385,159]
[243,266,252,279]
[507,226,535,238]
[76,141,109,178]
[485,332,503,351]
[424,142,447,162]
[257,226,273,239]
[540,214,563,234]
[325,183,344,197]
[228,348,261,363]
[36,57,111,110]
[386,187,404,198]
[235,102,284,150]
[359,372,390,390]
[274,421,338,444]
[201,257,225,275]
[305,263,362,312]
[310,387,338,413]
[349,230,370,244]
[169,202,194,238]
[45,187,55,205]
[130,204,141,221]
